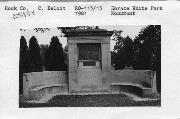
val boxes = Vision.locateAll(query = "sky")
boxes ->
[20,25,146,51]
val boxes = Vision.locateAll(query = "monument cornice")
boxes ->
[64,29,113,37]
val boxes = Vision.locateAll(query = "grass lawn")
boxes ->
[19,94,160,107]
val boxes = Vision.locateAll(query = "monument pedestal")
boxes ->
[65,29,113,93]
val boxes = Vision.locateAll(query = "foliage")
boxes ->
[40,44,49,70]
[133,25,161,70]
[112,35,134,69]
[63,45,68,66]
[19,36,30,73]
[44,36,67,71]
[34,28,50,33]
[112,25,161,70]
[29,36,43,72]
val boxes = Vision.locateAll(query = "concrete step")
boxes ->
[69,89,111,95]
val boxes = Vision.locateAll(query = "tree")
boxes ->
[19,36,29,94]
[133,25,161,70]
[63,45,68,67]
[122,36,134,66]
[40,44,49,70]
[133,40,153,69]
[44,36,67,71]
[112,33,134,69]
[29,36,43,72]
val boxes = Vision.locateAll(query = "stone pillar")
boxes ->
[152,71,158,94]
[68,43,78,92]
[101,43,111,71]
[101,37,111,90]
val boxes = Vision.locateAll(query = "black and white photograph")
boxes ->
[1,0,180,118]
[19,25,161,107]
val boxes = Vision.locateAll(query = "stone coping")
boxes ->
[31,84,67,92]
[23,71,67,75]
[111,83,151,89]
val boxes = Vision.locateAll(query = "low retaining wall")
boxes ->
[111,70,157,95]
[111,70,154,87]
[22,70,156,100]
[23,71,68,99]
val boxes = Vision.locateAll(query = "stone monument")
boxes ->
[64,29,113,93]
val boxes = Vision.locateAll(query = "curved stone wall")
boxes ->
[111,70,154,87]
[23,71,68,100]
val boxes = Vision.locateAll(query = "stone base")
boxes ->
[69,89,111,95]
[26,85,154,101]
